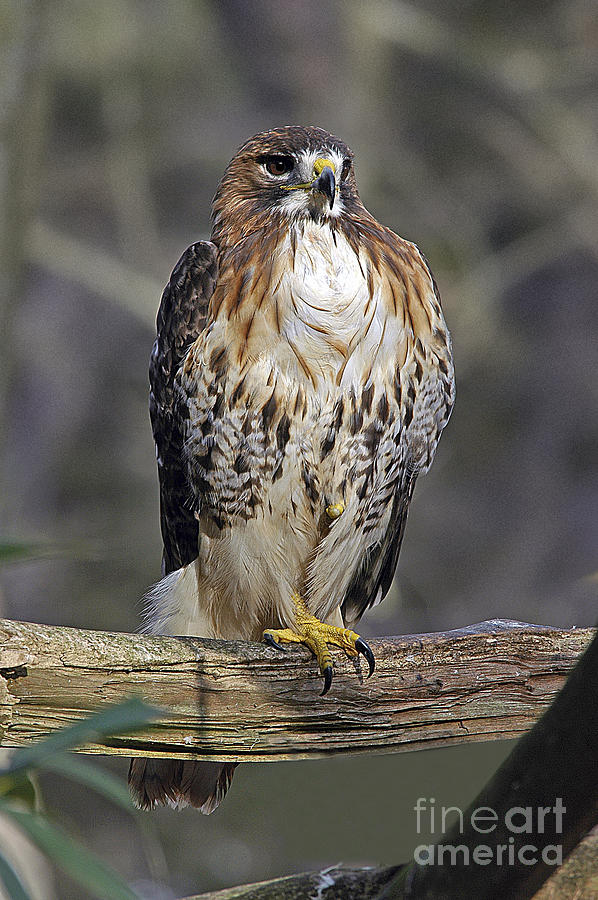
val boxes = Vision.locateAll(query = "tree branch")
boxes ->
[380,626,598,899]
[184,864,401,899]
[180,831,598,899]
[0,617,592,761]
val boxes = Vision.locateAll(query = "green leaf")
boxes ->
[40,753,132,811]
[0,541,41,564]
[0,852,33,900]
[4,698,159,775]
[0,772,38,809]
[0,807,138,900]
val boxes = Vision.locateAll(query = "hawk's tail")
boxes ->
[128,758,237,814]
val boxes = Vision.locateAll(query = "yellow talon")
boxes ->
[263,593,375,695]
[326,502,345,520]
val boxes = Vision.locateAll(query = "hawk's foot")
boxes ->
[263,594,375,696]
[325,501,345,520]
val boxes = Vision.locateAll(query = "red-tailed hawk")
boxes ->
[129,125,455,813]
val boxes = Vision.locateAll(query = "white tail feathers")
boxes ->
[141,561,213,638]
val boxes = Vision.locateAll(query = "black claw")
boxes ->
[320,665,333,696]
[264,633,286,652]
[355,638,376,678]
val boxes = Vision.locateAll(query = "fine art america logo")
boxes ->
[413,797,564,867]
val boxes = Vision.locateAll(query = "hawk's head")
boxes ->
[212,126,363,237]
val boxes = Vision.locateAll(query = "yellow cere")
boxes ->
[282,157,337,191]
[313,158,336,176]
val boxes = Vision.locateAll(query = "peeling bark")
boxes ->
[0,617,592,761]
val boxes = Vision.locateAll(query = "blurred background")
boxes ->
[1,0,597,897]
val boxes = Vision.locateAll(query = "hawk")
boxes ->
[129,125,455,813]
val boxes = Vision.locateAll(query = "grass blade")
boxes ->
[0,850,34,900]
[40,753,132,810]
[1,806,138,900]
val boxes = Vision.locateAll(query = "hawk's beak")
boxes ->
[312,163,336,209]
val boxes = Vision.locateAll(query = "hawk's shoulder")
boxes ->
[150,241,218,575]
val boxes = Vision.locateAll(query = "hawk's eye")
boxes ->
[263,155,294,176]
[341,158,352,181]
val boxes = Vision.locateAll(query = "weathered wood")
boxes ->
[0,617,593,762]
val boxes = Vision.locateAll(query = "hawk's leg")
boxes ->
[263,594,375,696]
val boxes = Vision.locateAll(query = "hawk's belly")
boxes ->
[183,383,403,641]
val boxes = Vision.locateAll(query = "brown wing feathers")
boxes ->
[131,241,236,814]
[149,241,218,575]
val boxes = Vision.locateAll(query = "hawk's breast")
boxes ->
[274,220,384,386]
